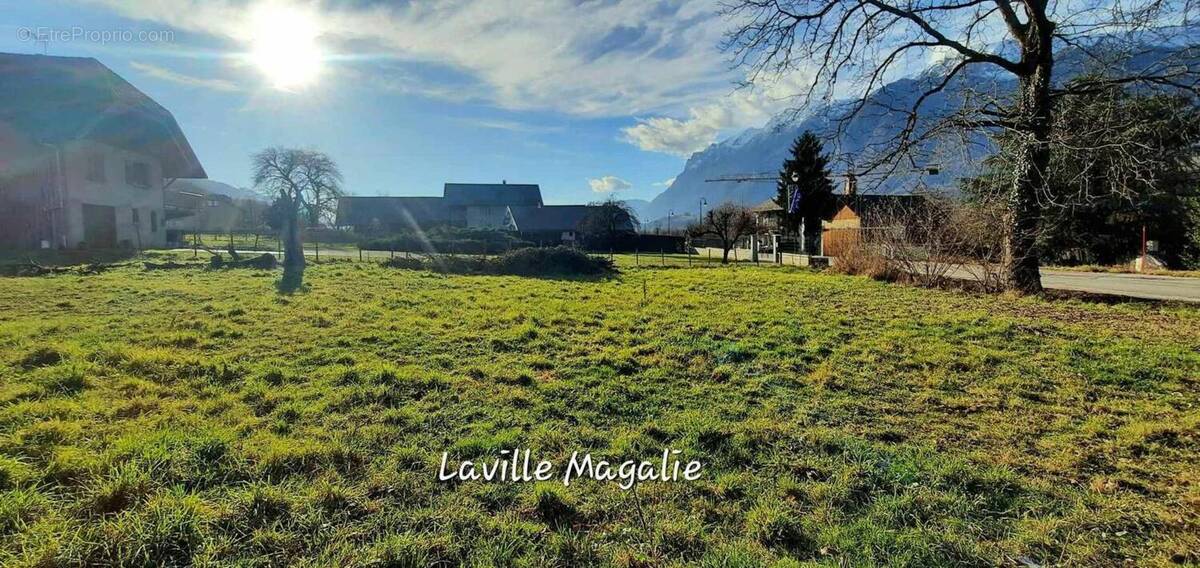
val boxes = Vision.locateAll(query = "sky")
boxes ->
[0,0,811,204]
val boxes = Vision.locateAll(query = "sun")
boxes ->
[246,2,325,91]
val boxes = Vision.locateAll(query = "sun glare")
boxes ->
[247,3,325,91]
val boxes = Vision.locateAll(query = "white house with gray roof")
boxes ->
[0,52,206,249]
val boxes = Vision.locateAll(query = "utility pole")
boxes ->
[1141,225,1147,273]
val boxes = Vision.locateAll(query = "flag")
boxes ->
[787,186,802,214]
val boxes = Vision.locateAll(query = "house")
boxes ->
[820,193,924,257]
[165,179,267,237]
[335,181,543,233]
[165,189,239,234]
[751,199,785,232]
[505,205,596,245]
[444,182,542,228]
[0,53,206,249]
[334,196,448,234]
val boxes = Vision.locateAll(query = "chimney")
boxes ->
[502,180,507,185]
[843,173,857,196]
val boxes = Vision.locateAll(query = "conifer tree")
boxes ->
[774,131,835,252]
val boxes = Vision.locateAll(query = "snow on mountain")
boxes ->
[640,32,1194,222]
[641,72,996,221]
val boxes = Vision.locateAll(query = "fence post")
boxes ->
[315,239,319,261]
[358,248,362,262]
[636,248,639,266]
[661,248,665,266]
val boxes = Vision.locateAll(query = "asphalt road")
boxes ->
[1040,270,1200,303]
[175,249,1200,303]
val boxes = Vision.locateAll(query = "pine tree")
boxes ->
[774,131,835,251]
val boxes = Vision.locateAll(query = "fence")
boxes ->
[174,231,834,269]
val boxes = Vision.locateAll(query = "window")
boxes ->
[125,161,150,188]
[207,199,221,208]
[131,208,140,225]
[150,210,158,233]
[86,154,106,182]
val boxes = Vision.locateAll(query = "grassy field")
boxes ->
[0,259,1197,566]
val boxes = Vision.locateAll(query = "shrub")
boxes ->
[831,243,899,282]
[359,227,534,255]
[379,247,615,277]
[489,247,614,276]
[429,255,490,274]
[380,257,423,270]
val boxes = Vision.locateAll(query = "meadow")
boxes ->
[0,259,1197,566]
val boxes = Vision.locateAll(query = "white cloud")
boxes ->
[129,61,240,92]
[92,0,735,117]
[653,177,676,187]
[621,74,811,157]
[454,118,564,134]
[588,175,632,193]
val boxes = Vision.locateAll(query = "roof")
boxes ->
[837,193,924,222]
[443,183,542,207]
[831,205,859,221]
[751,199,783,213]
[0,52,205,179]
[507,205,595,232]
[335,196,448,228]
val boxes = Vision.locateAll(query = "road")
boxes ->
[173,248,1200,303]
[1040,269,1200,302]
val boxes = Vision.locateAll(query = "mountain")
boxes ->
[641,34,1194,222]
[174,178,261,201]
[621,198,652,222]
[642,71,996,221]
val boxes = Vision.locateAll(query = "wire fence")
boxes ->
[176,231,821,268]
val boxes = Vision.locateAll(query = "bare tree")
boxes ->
[872,193,1007,289]
[579,197,639,250]
[688,202,756,263]
[723,0,1199,293]
[251,147,343,291]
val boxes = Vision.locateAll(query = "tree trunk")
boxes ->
[722,246,731,263]
[280,198,305,291]
[1002,27,1054,294]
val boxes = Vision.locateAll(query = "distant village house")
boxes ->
[750,176,923,256]
[336,183,630,247]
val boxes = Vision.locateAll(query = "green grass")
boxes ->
[0,260,1197,566]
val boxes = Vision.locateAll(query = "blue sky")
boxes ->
[0,0,807,204]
